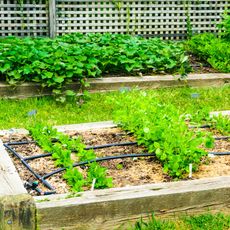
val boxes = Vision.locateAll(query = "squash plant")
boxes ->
[0,33,190,102]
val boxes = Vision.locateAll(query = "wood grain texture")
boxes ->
[0,0,48,37]
[0,0,228,39]
[35,176,230,230]
[0,140,36,229]
[0,140,26,196]
[0,73,229,99]
[0,194,36,230]
[55,0,227,39]
[49,0,57,38]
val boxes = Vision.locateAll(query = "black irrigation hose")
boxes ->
[4,144,55,191]
[24,153,52,161]
[6,137,229,162]
[43,150,230,180]
[84,141,137,150]
[214,136,230,140]
[189,124,211,129]
[43,153,156,179]
[22,141,138,161]
[4,138,230,194]
[24,181,56,195]
[209,152,230,156]
[7,140,36,145]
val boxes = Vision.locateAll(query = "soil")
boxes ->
[2,127,229,196]
[188,54,219,74]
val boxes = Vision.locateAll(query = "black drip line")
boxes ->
[43,153,156,179]
[4,143,56,195]
[3,140,154,195]
[4,131,229,195]
[7,141,138,161]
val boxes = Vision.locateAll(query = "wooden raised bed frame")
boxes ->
[0,120,230,230]
[0,73,229,99]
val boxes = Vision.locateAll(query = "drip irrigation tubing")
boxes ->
[43,153,156,179]
[19,141,138,161]
[209,152,230,156]
[84,141,137,150]
[24,153,52,161]
[5,137,228,162]
[43,150,230,180]
[24,181,56,195]
[213,136,230,140]
[4,135,229,193]
[4,143,55,191]
[189,124,211,128]
[7,140,36,145]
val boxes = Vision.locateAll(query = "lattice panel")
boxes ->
[56,0,228,39]
[0,0,48,37]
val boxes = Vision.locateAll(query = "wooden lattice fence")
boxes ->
[0,0,229,39]
[0,0,49,37]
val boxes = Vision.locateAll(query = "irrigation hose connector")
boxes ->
[208,153,216,158]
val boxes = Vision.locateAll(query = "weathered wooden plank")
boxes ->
[0,140,26,196]
[0,121,115,136]
[56,16,221,21]
[56,4,226,9]
[35,176,230,230]
[0,73,229,99]
[0,129,29,136]
[55,121,116,133]
[0,11,47,14]
[0,139,36,229]
[0,4,46,7]
[56,10,224,14]
[0,194,36,230]
[210,111,230,118]
[56,0,226,3]
[49,0,56,38]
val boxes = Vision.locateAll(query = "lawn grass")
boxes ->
[0,85,229,129]
[128,212,230,230]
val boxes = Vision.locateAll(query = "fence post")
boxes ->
[49,0,56,38]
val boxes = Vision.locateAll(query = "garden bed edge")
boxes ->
[0,73,229,99]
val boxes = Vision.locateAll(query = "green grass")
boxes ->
[0,85,229,129]
[128,213,230,230]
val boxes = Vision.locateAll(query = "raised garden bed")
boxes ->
[2,126,230,196]
[0,110,229,229]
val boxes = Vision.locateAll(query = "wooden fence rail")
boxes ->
[0,0,228,39]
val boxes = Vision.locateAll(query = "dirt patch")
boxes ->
[188,54,218,74]
[1,127,229,195]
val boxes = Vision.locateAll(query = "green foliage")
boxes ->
[111,90,214,178]
[186,33,230,72]
[183,213,230,230]
[0,33,190,95]
[133,214,176,230]
[218,10,230,41]
[211,115,230,136]
[128,213,230,230]
[0,86,228,130]
[186,10,230,73]
[29,123,112,192]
